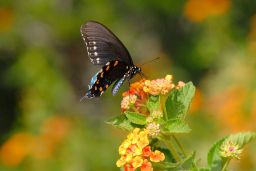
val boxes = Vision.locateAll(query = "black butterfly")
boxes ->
[80,21,142,99]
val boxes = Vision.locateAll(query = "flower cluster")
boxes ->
[121,75,185,112]
[219,140,242,160]
[121,95,138,110]
[116,128,165,171]
[143,75,175,96]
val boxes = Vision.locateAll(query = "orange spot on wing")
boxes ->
[114,60,119,66]
[106,66,110,71]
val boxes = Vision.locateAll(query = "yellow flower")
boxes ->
[116,128,165,170]
[131,156,143,168]
[116,156,126,167]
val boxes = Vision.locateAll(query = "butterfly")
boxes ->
[80,21,142,99]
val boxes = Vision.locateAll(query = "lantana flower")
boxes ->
[146,122,160,137]
[116,128,165,171]
[121,95,138,110]
[219,140,243,160]
[143,75,175,96]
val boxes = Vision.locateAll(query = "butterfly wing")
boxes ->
[112,75,128,96]
[82,60,129,98]
[80,21,133,65]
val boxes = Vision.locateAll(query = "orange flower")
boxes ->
[143,75,175,96]
[140,159,153,171]
[124,163,135,171]
[0,132,34,167]
[117,128,165,170]
[121,75,185,113]
[142,146,152,157]
[0,7,14,32]
[122,79,147,98]
[150,150,165,162]
[184,0,231,22]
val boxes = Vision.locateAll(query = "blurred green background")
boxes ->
[0,0,256,170]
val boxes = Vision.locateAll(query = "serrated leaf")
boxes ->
[105,115,134,131]
[146,95,161,113]
[165,82,195,120]
[162,119,191,134]
[208,132,256,170]
[124,111,146,125]
[228,132,256,147]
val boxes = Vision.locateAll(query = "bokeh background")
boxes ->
[0,0,256,170]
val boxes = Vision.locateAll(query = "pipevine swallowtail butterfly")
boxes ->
[80,21,142,99]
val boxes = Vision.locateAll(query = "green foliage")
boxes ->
[125,111,147,125]
[207,132,256,170]
[162,119,191,134]
[165,82,196,120]
[207,137,227,170]
[147,95,161,113]
[106,115,134,131]
[228,132,256,147]
[154,152,196,170]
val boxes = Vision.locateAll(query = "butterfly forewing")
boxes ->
[80,21,133,65]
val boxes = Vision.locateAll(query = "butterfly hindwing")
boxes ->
[85,60,130,98]
[80,21,133,65]
[112,75,128,96]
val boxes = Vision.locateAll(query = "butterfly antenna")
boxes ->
[139,56,160,67]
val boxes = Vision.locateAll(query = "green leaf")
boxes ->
[155,152,196,170]
[162,119,191,134]
[153,162,180,169]
[207,132,256,170]
[180,152,196,170]
[165,82,195,120]
[228,132,256,147]
[105,115,134,131]
[207,137,226,170]
[124,111,146,125]
[146,95,161,113]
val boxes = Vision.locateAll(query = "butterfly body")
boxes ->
[80,21,141,99]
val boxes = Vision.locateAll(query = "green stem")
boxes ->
[172,135,186,158]
[221,158,231,171]
[160,95,168,121]
[159,134,181,162]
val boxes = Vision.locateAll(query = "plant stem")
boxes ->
[159,134,181,162]
[160,95,168,121]
[221,158,231,171]
[172,135,186,158]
